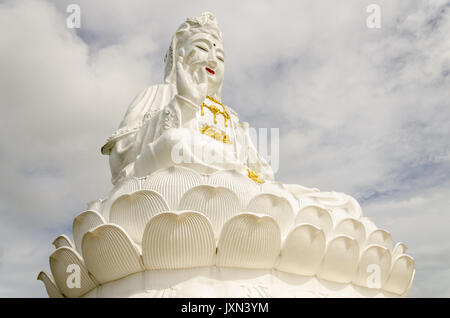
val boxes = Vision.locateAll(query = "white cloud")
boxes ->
[0,0,449,297]
[0,0,159,296]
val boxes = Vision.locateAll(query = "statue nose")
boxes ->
[208,55,217,68]
[208,59,217,68]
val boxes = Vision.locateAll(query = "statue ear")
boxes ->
[164,45,175,84]
[164,37,179,84]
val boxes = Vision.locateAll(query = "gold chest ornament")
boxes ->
[197,96,264,184]
[198,95,233,144]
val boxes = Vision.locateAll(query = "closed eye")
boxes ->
[195,45,208,52]
[217,56,224,62]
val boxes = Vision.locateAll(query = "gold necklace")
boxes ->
[200,96,231,127]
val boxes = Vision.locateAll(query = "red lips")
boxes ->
[205,67,215,75]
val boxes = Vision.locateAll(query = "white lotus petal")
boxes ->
[344,195,363,218]
[245,193,295,238]
[82,224,144,284]
[141,166,202,209]
[37,271,64,298]
[49,247,97,297]
[393,242,408,259]
[208,169,259,206]
[216,213,281,269]
[334,218,366,246]
[353,245,392,289]
[102,177,141,220]
[142,211,215,269]
[283,183,320,198]
[330,208,354,225]
[277,224,326,276]
[400,267,416,297]
[303,192,362,218]
[295,205,333,236]
[86,199,103,213]
[313,191,349,205]
[384,254,415,295]
[319,235,359,283]
[72,210,106,254]
[360,217,378,236]
[52,235,74,249]
[178,185,241,237]
[110,190,170,244]
[262,181,299,212]
[297,194,321,211]
[367,229,392,251]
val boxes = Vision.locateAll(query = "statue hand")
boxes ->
[176,48,208,107]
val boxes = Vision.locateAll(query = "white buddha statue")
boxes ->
[38,12,414,298]
[101,12,273,186]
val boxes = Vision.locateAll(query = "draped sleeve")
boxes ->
[238,121,275,182]
[101,84,176,185]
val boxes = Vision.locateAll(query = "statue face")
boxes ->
[181,32,224,97]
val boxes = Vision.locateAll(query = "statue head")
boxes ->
[164,12,224,100]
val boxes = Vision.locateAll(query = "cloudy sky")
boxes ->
[0,0,449,297]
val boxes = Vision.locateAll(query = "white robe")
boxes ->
[101,84,274,185]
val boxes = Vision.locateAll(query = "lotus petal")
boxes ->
[102,177,141,220]
[392,242,408,259]
[297,194,322,211]
[283,183,320,198]
[319,235,359,283]
[384,255,415,295]
[49,247,97,297]
[141,166,202,209]
[208,170,259,206]
[330,208,354,226]
[82,224,144,284]
[245,193,294,237]
[277,224,326,276]
[344,195,363,218]
[86,199,103,213]
[178,185,241,237]
[72,210,106,254]
[52,235,74,249]
[295,205,333,236]
[262,181,299,211]
[110,190,170,244]
[142,211,215,269]
[216,213,281,269]
[37,271,63,298]
[313,191,349,205]
[334,218,366,246]
[360,217,378,235]
[304,192,362,218]
[353,245,392,289]
[367,229,392,251]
